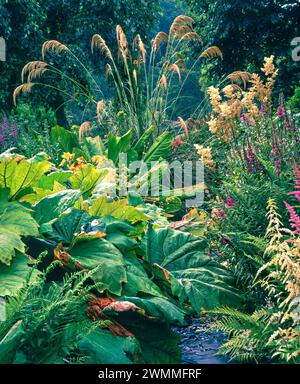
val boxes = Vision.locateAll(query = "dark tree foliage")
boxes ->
[0,0,161,118]
[183,0,300,96]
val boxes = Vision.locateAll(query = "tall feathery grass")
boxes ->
[14,15,223,143]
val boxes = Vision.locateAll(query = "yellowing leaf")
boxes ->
[0,154,51,199]
[88,197,150,223]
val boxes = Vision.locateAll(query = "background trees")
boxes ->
[0,0,161,118]
[182,0,300,97]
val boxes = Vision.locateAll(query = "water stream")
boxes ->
[173,315,229,364]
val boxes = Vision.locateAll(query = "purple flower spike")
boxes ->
[11,122,18,140]
[3,115,9,132]
[277,105,285,119]
[0,134,4,147]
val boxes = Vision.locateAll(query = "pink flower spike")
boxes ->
[172,135,183,150]
[287,163,300,202]
[284,201,300,235]
[225,197,238,207]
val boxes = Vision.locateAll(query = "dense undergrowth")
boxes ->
[0,15,300,364]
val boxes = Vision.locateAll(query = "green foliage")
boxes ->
[0,269,102,364]
[0,147,243,363]
[88,197,150,224]
[143,131,172,163]
[0,252,40,297]
[288,84,300,113]
[183,0,300,95]
[0,193,39,266]
[0,151,51,200]
[78,328,140,364]
[209,307,273,363]
[0,0,161,118]
[141,227,242,311]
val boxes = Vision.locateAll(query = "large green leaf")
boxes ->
[82,136,105,159]
[107,130,132,164]
[69,238,126,295]
[46,209,92,244]
[0,252,39,296]
[88,197,150,224]
[78,328,140,364]
[143,131,172,163]
[51,125,79,154]
[139,329,181,364]
[69,165,108,198]
[0,153,51,199]
[35,170,72,190]
[119,296,185,325]
[114,315,181,364]
[122,253,164,297]
[134,126,155,155]
[20,170,72,204]
[141,227,242,311]
[0,320,25,363]
[0,193,39,266]
[33,190,81,229]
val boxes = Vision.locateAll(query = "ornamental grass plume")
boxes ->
[14,15,223,142]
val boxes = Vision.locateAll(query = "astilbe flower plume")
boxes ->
[288,163,300,202]
[284,202,300,235]
[0,115,19,148]
[284,163,300,235]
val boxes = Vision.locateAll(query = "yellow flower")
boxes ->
[194,144,216,170]
[207,86,221,112]
[261,55,275,76]
[219,103,232,118]
[92,155,107,166]
[207,116,219,134]
[62,152,75,160]
[222,84,234,98]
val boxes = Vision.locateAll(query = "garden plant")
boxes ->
[0,2,300,366]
